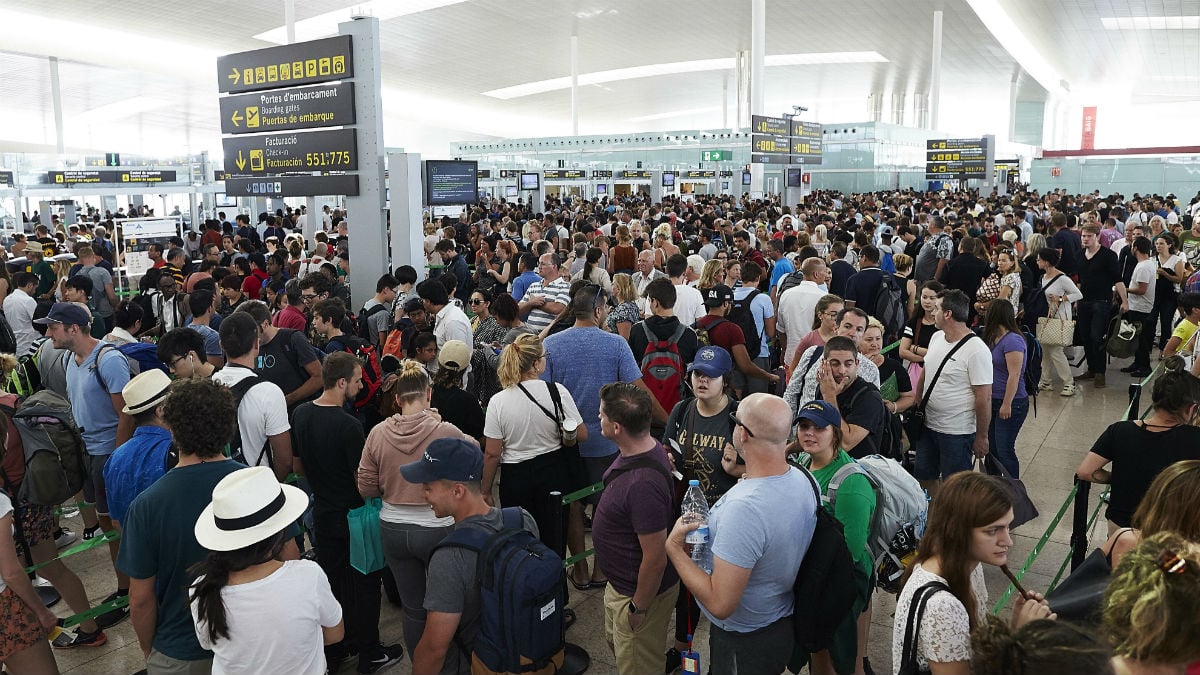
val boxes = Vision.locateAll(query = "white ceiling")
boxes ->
[0,0,1195,157]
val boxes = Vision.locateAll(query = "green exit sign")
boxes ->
[105,153,120,167]
[701,150,730,161]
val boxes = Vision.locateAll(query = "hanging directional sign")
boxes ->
[221,129,358,176]
[219,82,356,135]
[217,36,353,94]
[47,170,177,184]
[225,175,360,197]
[0,171,12,187]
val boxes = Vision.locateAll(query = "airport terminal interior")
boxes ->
[2,1,1200,674]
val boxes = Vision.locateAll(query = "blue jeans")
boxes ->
[988,397,1029,478]
[913,428,975,481]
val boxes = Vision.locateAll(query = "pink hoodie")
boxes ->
[358,410,474,506]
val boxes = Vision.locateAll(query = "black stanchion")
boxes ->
[1128,382,1142,419]
[549,491,590,675]
[1069,478,1091,571]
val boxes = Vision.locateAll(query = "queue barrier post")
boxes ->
[549,489,591,675]
[1069,477,1091,571]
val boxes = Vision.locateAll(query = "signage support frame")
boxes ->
[339,16,386,311]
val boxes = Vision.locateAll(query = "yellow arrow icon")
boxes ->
[231,109,242,127]
[229,68,241,85]
[235,151,246,171]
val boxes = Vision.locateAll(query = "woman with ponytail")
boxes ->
[357,360,476,656]
[190,467,336,674]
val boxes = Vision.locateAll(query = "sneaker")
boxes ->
[1038,380,1053,391]
[81,525,101,541]
[54,527,79,549]
[94,591,130,629]
[59,504,80,519]
[1060,383,1077,397]
[1129,368,1152,378]
[1120,364,1136,373]
[326,647,359,674]
[52,626,107,649]
[357,643,404,674]
[664,647,683,674]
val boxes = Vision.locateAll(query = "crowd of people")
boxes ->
[0,186,1199,675]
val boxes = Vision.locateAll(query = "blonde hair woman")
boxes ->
[606,273,640,340]
[481,335,589,583]
[697,259,726,292]
[358,360,476,654]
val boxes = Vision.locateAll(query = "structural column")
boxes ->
[749,0,766,194]
[930,10,943,131]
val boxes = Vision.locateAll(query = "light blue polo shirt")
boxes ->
[65,341,131,456]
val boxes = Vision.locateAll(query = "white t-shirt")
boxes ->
[1129,258,1158,313]
[485,381,584,464]
[673,282,705,327]
[211,367,290,468]
[892,563,987,673]
[920,332,993,435]
[192,560,341,675]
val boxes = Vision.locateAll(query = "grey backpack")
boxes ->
[8,390,88,507]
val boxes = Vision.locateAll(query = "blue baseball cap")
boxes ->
[688,345,733,378]
[794,400,842,428]
[400,438,484,484]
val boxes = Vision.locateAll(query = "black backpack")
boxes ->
[792,467,858,654]
[874,272,906,347]
[356,303,390,342]
[225,373,273,468]
[727,290,764,357]
[776,270,807,299]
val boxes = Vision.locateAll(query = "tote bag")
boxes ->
[1037,316,1075,347]
[977,455,1039,529]
[348,497,386,574]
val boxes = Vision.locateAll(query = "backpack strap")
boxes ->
[799,346,825,387]
[86,343,129,394]
[517,381,562,425]
[826,461,868,510]
[920,334,977,410]
[602,453,671,487]
[899,581,951,673]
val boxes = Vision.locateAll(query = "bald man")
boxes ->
[665,393,817,675]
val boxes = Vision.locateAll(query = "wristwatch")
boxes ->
[628,600,648,616]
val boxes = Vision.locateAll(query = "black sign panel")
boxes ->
[225,175,360,197]
[683,170,716,179]
[218,36,354,94]
[0,171,12,187]
[789,120,824,165]
[994,159,1020,172]
[751,153,790,165]
[926,138,985,152]
[476,169,492,179]
[219,82,356,135]
[47,170,177,185]
[214,170,227,181]
[591,170,613,178]
[752,134,790,155]
[222,129,358,176]
[424,160,478,206]
[719,170,734,177]
[925,137,990,179]
[499,170,524,178]
[751,115,789,136]
[617,170,652,180]
[544,170,585,180]
[104,153,120,167]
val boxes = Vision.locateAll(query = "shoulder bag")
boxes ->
[1035,274,1075,346]
[896,580,951,675]
[904,334,978,443]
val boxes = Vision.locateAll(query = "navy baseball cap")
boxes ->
[400,438,484,484]
[795,400,842,428]
[33,302,90,327]
[688,345,733,378]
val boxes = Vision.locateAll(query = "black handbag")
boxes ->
[977,454,1039,529]
[1045,548,1112,623]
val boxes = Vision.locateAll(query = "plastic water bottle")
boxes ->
[682,480,712,573]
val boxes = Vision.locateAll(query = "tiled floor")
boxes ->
[49,359,1141,675]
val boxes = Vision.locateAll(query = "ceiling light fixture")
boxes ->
[253,0,470,44]
[1100,16,1200,30]
[964,0,1071,99]
[482,51,888,100]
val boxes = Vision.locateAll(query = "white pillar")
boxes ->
[49,57,65,153]
[570,35,579,136]
[749,0,766,195]
[339,16,387,310]
[386,152,424,277]
[930,11,943,131]
[284,0,295,43]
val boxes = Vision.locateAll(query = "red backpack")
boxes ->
[638,322,686,414]
[330,336,383,409]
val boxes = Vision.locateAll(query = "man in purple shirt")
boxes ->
[592,382,678,675]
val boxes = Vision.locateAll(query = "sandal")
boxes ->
[563,608,576,631]
[568,568,591,591]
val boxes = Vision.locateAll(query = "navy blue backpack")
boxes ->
[434,507,566,674]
